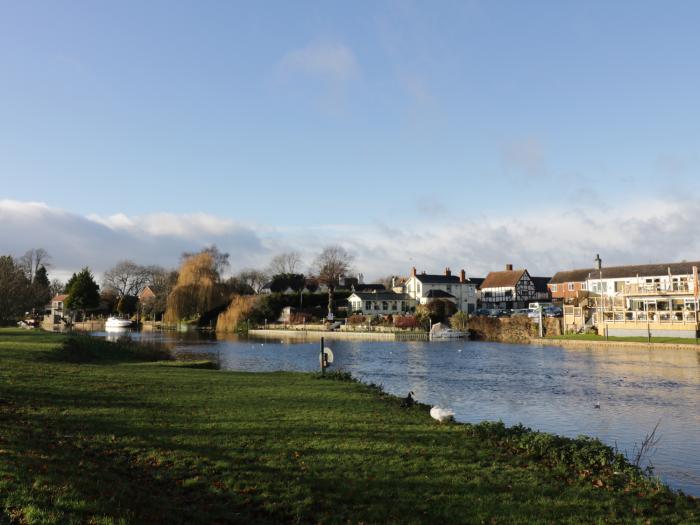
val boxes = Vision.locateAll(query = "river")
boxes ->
[94,329,700,496]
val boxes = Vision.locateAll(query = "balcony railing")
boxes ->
[623,282,695,295]
[594,310,698,324]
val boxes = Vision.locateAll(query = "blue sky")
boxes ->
[1,1,699,277]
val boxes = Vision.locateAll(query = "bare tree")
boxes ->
[103,260,150,297]
[237,269,269,294]
[49,279,65,298]
[18,248,50,283]
[313,245,353,319]
[268,252,302,275]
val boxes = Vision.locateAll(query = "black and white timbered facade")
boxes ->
[480,265,542,309]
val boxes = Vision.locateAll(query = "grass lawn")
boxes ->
[546,333,700,345]
[1,329,698,524]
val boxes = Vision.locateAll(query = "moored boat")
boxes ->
[105,317,133,329]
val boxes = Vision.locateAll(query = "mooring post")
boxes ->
[320,336,325,374]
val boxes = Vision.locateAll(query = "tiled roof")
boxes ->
[414,273,461,284]
[481,270,527,289]
[551,261,700,282]
[51,294,69,302]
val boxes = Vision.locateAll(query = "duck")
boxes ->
[401,391,415,408]
[430,406,454,423]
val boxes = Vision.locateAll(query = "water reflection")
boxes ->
[90,329,700,496]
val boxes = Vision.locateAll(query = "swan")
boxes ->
[430,406,454,423]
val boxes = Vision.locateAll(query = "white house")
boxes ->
[49,294,69,323]
[347,292,412,315]
[403,267,478,313]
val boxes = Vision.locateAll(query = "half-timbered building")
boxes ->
[480,265,542,309]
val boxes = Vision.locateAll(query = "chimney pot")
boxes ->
[445,267,451,277]
[506,264,513,271]
[460,269,466,283]
[411,266,416,277]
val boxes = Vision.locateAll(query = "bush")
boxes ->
[347,314,366,326]
[393,315,418,329]
[450,311,469,331]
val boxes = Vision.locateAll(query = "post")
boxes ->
[320,337,325,374]
[538,306,543,338]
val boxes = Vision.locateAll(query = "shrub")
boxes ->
[347,314,366,326]
[450,311,469,331]
[393,315,418,329]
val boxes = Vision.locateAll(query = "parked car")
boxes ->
[472,308,491,317]
[543,306,563,318]
[488,309,510,318]
[510,308,530,318]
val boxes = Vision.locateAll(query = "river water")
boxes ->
[94,329,700,496]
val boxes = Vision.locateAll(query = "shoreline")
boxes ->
[536,337,700,351]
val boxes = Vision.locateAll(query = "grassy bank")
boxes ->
[546,333,699,345]
[0,329,698,524]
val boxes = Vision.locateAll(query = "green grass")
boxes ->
[0,329,698,524]
[546,333,700,345]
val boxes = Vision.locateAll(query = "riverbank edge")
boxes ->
[537,337,700,351]
[248,328,428,340]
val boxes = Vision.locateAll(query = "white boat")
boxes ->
[105,317,133,329]
[429,322,466,340]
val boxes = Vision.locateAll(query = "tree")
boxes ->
[237,269,269,294]
[103,260,150,297]
[0,256,31,323]
[450,311,469,331]
[117,295,139,316]
[49,279,65,298]
[18,248,50,283]
[268,252,302,275]
[65,267,100,314]
[181,245,230,277]
[269,273,305,293]
[313,245,353,319]
[29,265,51,311]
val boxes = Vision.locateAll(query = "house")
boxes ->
[549,268,592,304]
[404,267,478,313]
[583,255,700,338]
[49,294,69,323]
[347,292,412,315]
[138,286,157,302]
[480,264,542,309]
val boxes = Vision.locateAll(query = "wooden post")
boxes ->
[320,336,325,374]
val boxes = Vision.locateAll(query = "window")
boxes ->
[614,281,624,293]
[568,283,574,291]
[551,284,557,292]
[581,282,587,291]
[446,284,452,292]
[365,301,371,310]
[382,301,388,311]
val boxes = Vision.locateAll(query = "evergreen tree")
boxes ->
[30,265,52,310]
[65,267,100,313]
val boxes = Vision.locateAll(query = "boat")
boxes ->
[105,317,133,329]
[429,322,466,340]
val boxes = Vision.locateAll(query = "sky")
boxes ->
[1,1,699,280]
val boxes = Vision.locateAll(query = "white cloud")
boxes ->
[279,41,359,83]
[2,199,699,283]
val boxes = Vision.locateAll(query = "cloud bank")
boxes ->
[1,199,698,282]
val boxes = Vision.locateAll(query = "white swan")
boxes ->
[430,406,454,423]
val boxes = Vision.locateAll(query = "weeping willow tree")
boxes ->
[164,251,223,323]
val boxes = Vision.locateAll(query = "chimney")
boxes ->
[445,267,451,277]
[595,254,602,271]
[505,263,513,271]
[460,269,466,283]
[411,266,416,277]
[391,276,396,288]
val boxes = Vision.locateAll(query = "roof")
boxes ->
[349,292,411,301]
[425,289,456,299]
[51,294,69,302]
[531,276,551,293]
[481,269,527,289]
[413,273,461,284]
[552,260,700,282]
[468,277,485,288]
[353,284,386,292]
[138,286,157,300]
[549,268,596,284]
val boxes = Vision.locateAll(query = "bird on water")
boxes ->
[430,406,455,423]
